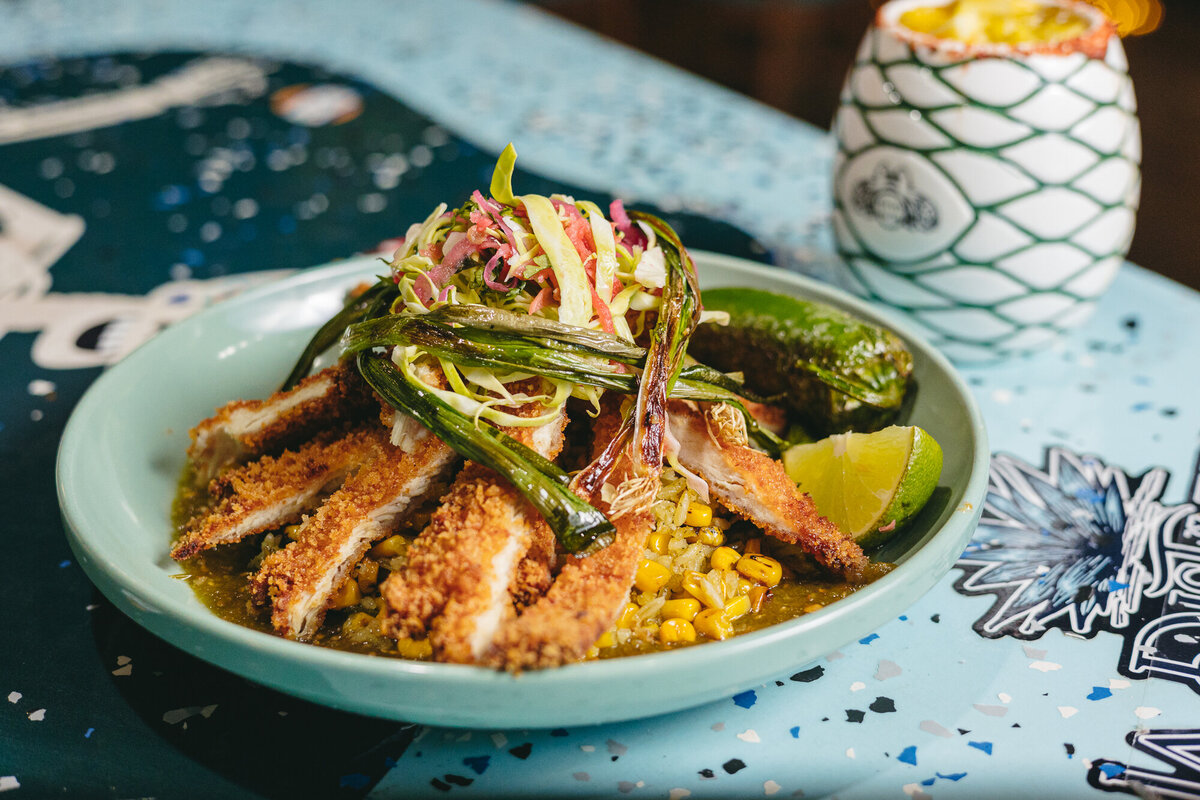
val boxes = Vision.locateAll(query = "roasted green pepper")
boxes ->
[688,288,913,436]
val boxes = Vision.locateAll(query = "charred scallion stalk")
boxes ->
[628,210,701,467]
[281,277,396,391]
[341,310,787,454]
[356,352,615,554]
[573,212,701,500]
[342,313,632,392]
[425,304,891,407]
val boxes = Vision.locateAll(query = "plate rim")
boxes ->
[57,249,990,726]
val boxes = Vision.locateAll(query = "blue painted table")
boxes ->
[3,1,1199,797]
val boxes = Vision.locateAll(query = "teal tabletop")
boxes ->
[3,1,1200,798]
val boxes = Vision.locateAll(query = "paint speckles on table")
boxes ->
[875,660,903,681]
[733,690,757,709]
[161,704,217,727]
[4,3,1200,799]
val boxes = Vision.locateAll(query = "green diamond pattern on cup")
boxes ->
[832,2,1140,362]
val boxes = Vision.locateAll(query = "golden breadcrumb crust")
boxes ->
[171,425,370,560]
[187,364,373,475]
[253,427,456,639]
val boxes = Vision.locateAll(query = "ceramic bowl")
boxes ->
[832,0,1140,362]
[57,251,989,728]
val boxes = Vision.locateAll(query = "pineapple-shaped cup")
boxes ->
[832,0,1140,362]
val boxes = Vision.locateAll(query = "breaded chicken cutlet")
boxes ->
[168,160,882,672]
[380,400,568,664]
[172,365,869,670]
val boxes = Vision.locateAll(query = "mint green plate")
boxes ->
[57,251,988,728]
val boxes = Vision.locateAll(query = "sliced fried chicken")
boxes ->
[188,363,373,481]
[482,508,649,671]
[251,427,457,640]
[668,400,867,579]
[481,400,653,672]
[509,522,557,609]
[380,402,567,664]
[170,427,374,560]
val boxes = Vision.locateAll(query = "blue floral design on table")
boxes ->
[955,446,1200,695]
[955,448,1200,799]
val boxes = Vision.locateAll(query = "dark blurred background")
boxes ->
[532,0,1199,292]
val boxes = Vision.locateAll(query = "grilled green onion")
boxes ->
[341,307,786,455]
[574,212,701,496]
[281,276,396,391]
[355,352,615,554]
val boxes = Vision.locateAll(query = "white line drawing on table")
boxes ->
[0,182,85,301]
[0,269,292,370]
[0,177,285,371]
[0,56,268,144]
[1089,729,1200,800]
[0,55,282,370]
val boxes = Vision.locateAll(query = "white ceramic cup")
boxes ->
[832,0,1140,362]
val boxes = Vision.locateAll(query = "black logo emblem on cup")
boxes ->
[852,163,939,232]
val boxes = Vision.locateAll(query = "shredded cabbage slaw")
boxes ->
[385,144,675,428]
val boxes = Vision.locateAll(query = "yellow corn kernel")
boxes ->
[635,559,673,593]
[804,603,825,614]
[370,534,407,558]
[735,577,755,596]
[685,503,713,527]
[749,585,769,613]
[645,531,672,555]
[724,593,751,620]
[342,611,375,633]
[659,618,697,644]
[616,602,639,628]
[694,608,734,640]
[736,553,783,587]
[695,526,725,547]
[682,570,725,608]
[394,637,433,660]
[661,597,701,621]
[743,537,762,555]
[283,523,303,539]
[595,631,616,649]
[356,559,380,592]
[329,579,362,609]
[710,546,741,571]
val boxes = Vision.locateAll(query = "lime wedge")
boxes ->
[782,425,942,548]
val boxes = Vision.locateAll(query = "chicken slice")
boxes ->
[509,521,557,609]
[668,400,867,579]
[170,427,375,560]
[380,405,567,664]
[188,363,372,481]
[482,509,649,672]
[481,400,652,672]
[251,426,458,640]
